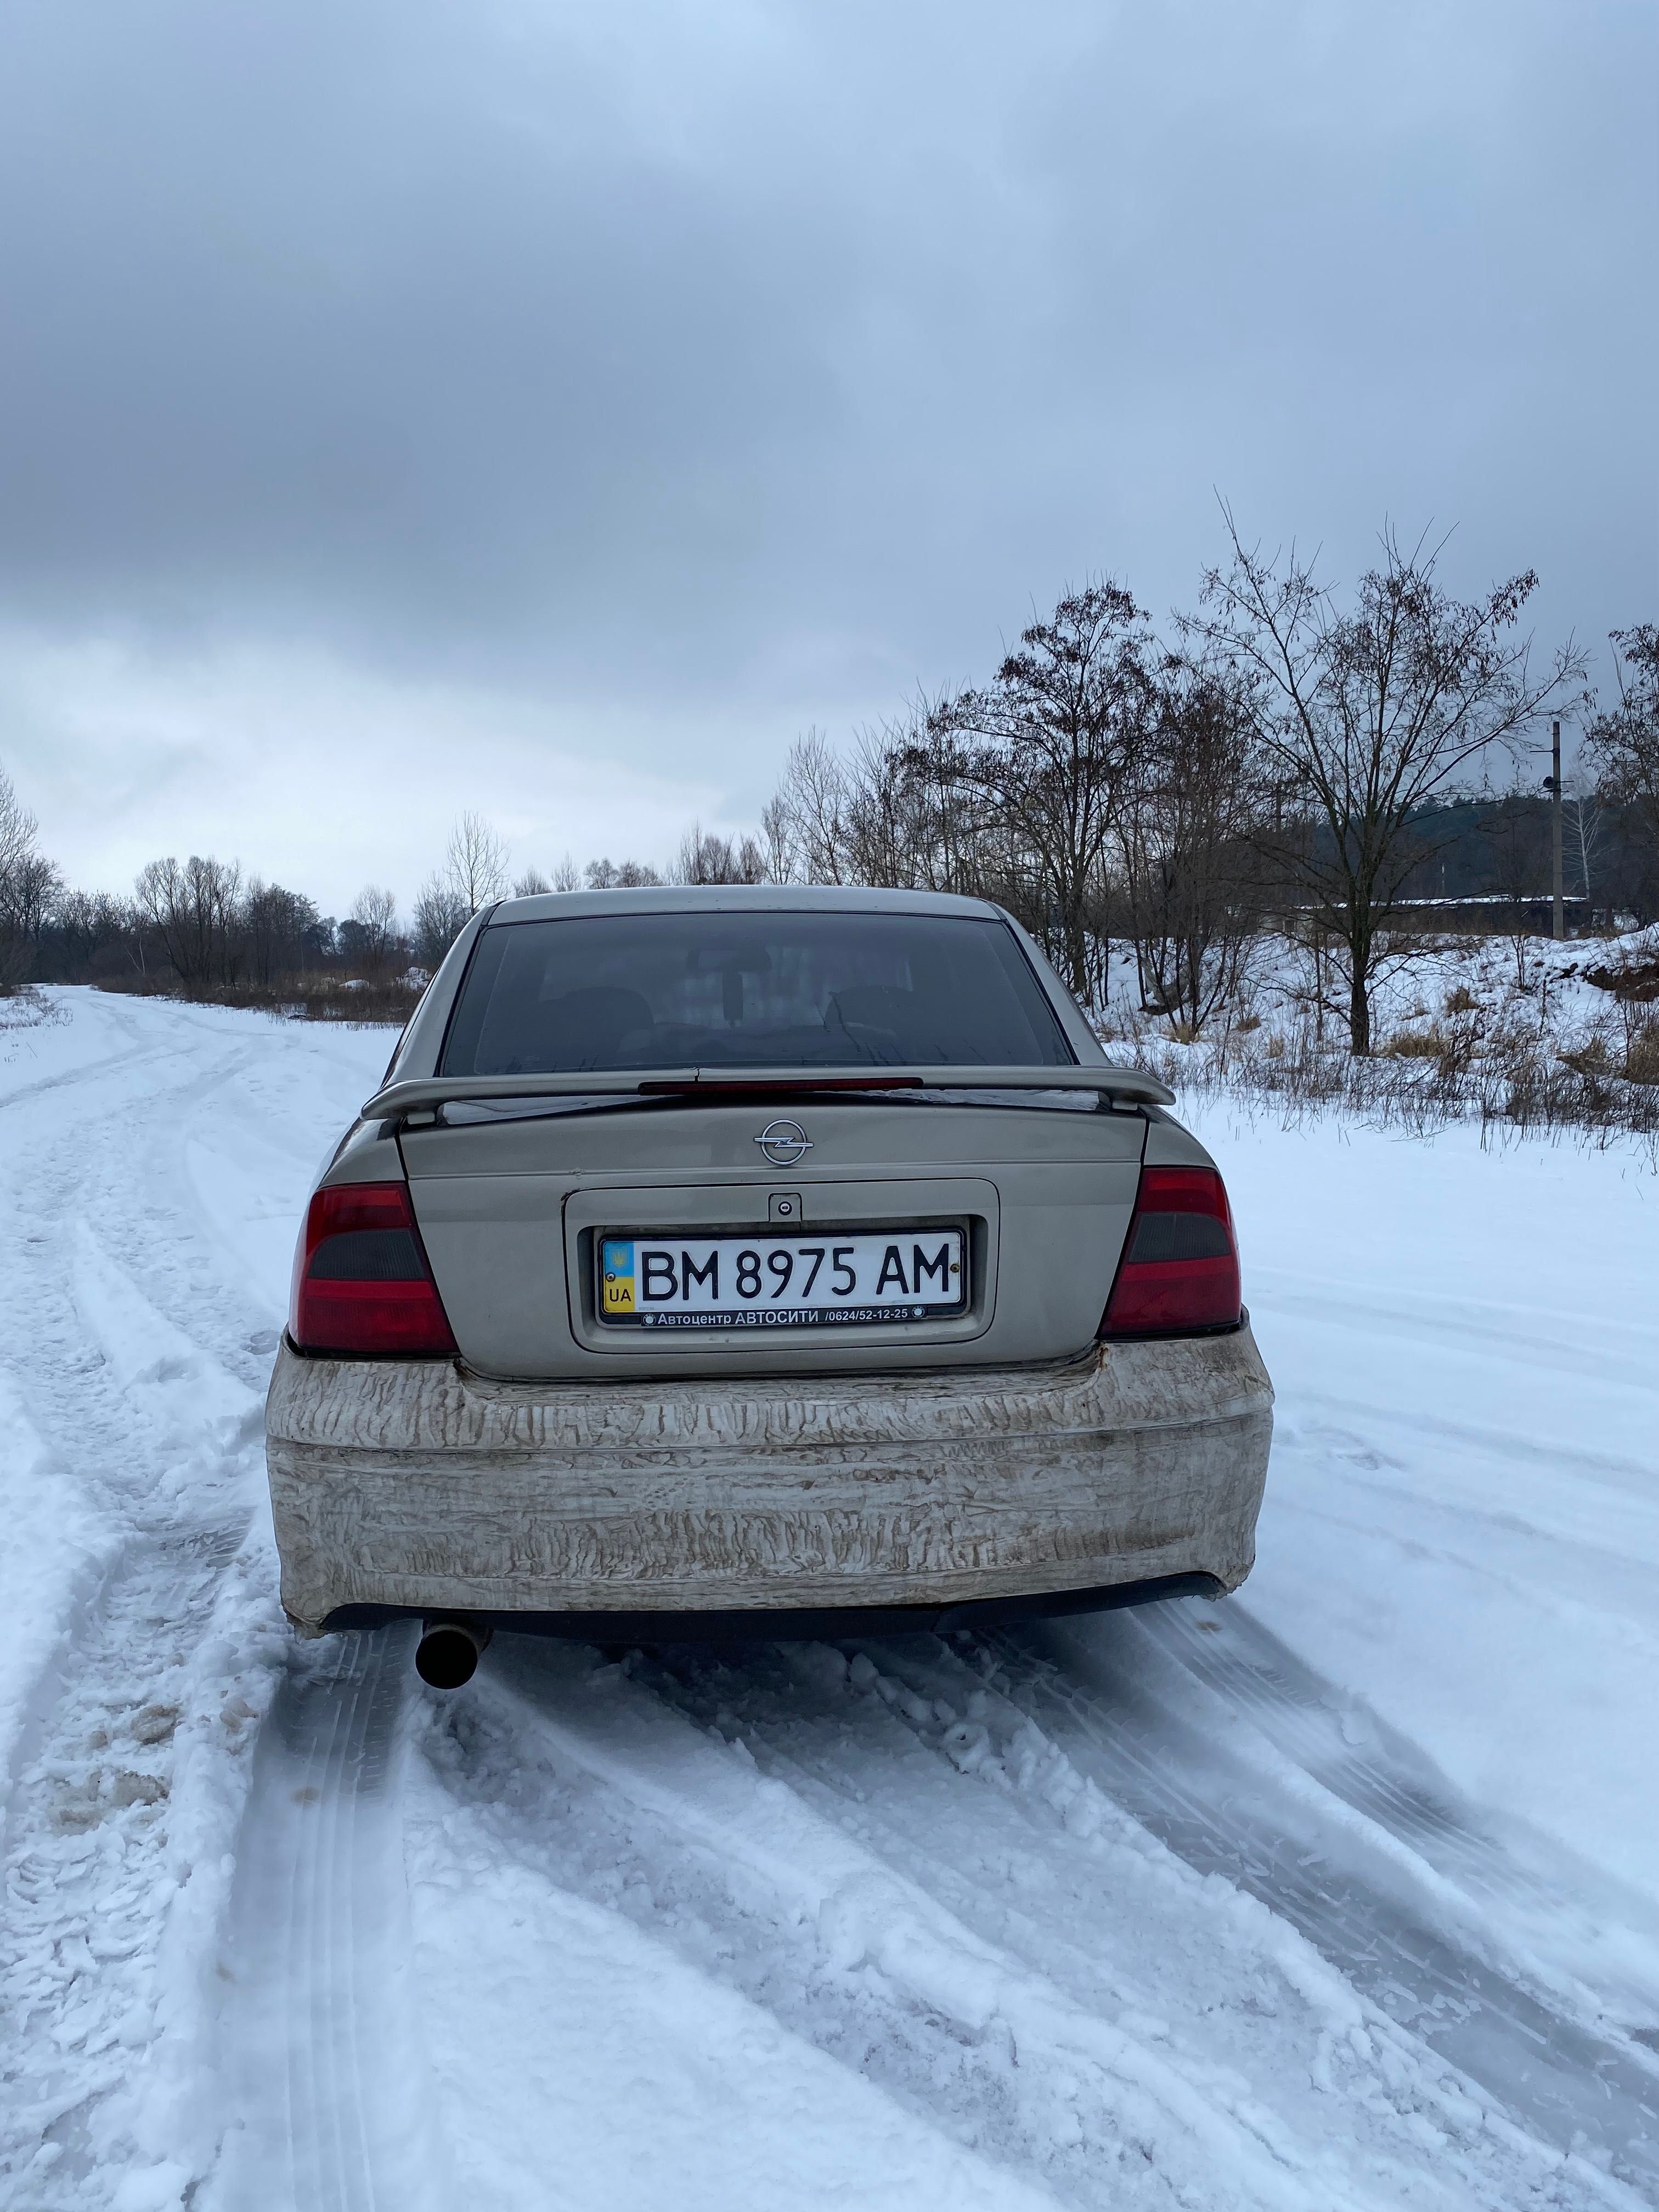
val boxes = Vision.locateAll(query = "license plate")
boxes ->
[597,1228,967,1329]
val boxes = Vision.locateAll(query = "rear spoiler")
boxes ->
[362,1063,1176,1121]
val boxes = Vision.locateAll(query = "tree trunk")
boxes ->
[1065,911,1091,1008]
[1348,970,1371,1056]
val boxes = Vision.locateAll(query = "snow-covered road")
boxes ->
[1,989,1655,2210]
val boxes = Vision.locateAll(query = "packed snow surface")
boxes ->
[0,988,1655,2210]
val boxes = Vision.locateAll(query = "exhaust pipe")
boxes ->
[415,1617,492,1689]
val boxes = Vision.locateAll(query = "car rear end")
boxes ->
[265,888,1272,1643]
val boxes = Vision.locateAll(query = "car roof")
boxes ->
[486,884,1011,924]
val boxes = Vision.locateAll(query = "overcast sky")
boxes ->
[1,0,1654,912]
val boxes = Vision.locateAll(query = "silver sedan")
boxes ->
[266,885,1272,1684]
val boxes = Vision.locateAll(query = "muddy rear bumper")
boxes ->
[264,1328,1274,1635]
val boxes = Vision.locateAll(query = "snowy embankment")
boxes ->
[0,989,1655,2211]
[1115,928,1659,1153]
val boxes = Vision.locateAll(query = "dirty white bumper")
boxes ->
[264,1329,1274,1635]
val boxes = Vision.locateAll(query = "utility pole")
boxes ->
[1550,719,1564,940]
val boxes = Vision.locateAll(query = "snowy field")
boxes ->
[1,988,1656,2211]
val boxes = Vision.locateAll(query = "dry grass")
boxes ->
[1620,1022,1659,1086]
[0,986,66,1032]
[1126,1008,1659,1156]
[97,973,422,1026]
[1380,1028,1442,1059]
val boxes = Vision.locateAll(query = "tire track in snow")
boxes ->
[213,1627,445,2212]
[896,1611,1659,2198]
[1248,1274,1659,1400]
[1286,1394,1659,1511]
[0,1523,248,2202]
[0,1002,273,2198]
[1145,1599,1659,1960]
[440,1634,1643,2212]
[0,994,387,2202]
[404,1669,1063,2212]
[457,1644,1358,2212]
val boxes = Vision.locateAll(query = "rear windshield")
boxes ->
[440,910,1075,1074]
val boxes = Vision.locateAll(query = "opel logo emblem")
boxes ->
[755,1117,812,1167]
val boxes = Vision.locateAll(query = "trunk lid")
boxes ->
[402,1096,1146,1380]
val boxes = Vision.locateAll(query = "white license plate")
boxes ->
[597,1228,967,1329]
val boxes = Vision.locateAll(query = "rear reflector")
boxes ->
[1098,1165,1241,1338]
[290,1180,458,1358]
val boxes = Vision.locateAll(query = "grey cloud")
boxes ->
[0,0,1652,809]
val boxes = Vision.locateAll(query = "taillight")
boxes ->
[289,1180,458,1358]
[1098,1165,1241,1338]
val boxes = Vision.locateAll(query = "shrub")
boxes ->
[96,972,422,1026]
[1625,1023,1659,1086]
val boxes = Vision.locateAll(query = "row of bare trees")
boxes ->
[407,814,772,972]
[0,808,407,998]
[0,787,781,1000]
[764,521,1617,1054]
[405,582,1647,1060]
[3,538,1652,1056]
[121,860,390,991]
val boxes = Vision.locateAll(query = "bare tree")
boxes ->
[407,812,508,972]
[1117,658,1267,1035]
[346,884,400,972]
[0,763,60,991]
[585,856,664,888]
[759,792,795,884]
[924,583,1159,1005]
[1564,759,1605,921]
[411,875,470,971]
[46,888,129,984]
[1587,624,1659,912]
[133,855,245,992]
[848,713,992,897]
[671,827,766,885]
[445,812,509,914]
[551,854,582,892]
[242,879,328,984]
[771,729,849,883]
[769,715,1011,904]
[512,867,552,897]
[1190,516,1585,1052]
